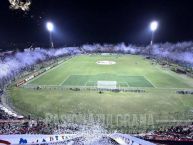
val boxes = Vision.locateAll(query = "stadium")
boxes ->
[1,0,193,145]
[11,52,193,124]
[1,43,193,144]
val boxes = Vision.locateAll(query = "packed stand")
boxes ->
[0,120,54,135]
[142,124,193,142]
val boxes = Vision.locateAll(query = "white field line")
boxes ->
[59,77,189,90]
[59,72,100,86]
[59,75,71,86]
[24,84,193,90]
[56,60,86,86]
[154,65,193,88]
[144,76,157,88]
[25,57,73,85]
[170,72,193,87]
[85,81,95,87]
[154,87,193,90]
[119,82,130,87]
[59,73,89,86]
[125,82,130,87]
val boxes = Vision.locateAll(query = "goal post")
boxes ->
[97,81,117,89]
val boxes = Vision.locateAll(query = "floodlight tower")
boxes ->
[46,22,54,48]
[150,21,158,45]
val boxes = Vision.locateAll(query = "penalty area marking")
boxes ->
[119,82,130,87]
[143,76,157,88]
[85,81,97,87]
[59,75,71,86]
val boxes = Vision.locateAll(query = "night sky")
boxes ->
[0,0,193,49]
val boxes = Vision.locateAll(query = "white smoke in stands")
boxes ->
[1,42,193,87]
[0,47,80,80]
[82,43,139,54]
[82,42,193,64]
[151,42,193,64]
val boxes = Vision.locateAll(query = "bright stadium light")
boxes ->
[150,21,158,32]
[46,22,54,48]
[46,22,54,32]
[150,21,158,45]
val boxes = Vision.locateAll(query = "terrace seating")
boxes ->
[142,125,193,143]
[0,119,53,135]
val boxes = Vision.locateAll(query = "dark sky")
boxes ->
[0,0,193,49]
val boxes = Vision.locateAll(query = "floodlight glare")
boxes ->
[150,21,158,31]
[150,21,159,45]
[46,22,54,32]
[46,22,54,48]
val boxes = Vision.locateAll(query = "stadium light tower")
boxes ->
[46,22,54,48]
[150,21,158,45]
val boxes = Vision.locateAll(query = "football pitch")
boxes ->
[9,54,193,131]
[27,54,192,88]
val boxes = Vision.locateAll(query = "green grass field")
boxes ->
[9,54,193,132]
[27,54,193,88]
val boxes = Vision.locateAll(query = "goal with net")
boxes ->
[97,81,117,89]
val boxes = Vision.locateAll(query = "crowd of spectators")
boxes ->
[142,124,193,142]
[0,119,54,135]
[0,109,15,120]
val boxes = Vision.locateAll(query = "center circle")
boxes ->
[96,60,116,65]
